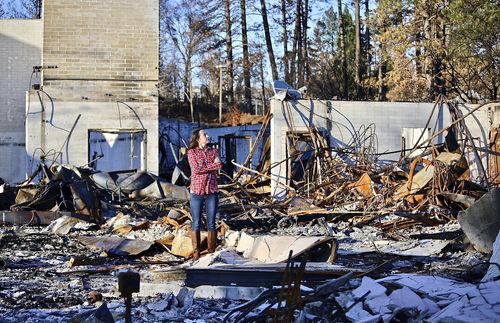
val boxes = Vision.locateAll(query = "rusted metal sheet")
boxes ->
[170,231,197,258]
[14,188,39,205]
[348,172,375,197]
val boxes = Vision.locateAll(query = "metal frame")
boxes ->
[87,128,147,171]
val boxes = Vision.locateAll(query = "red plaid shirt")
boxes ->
[187,146,222,195]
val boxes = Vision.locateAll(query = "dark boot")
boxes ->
[207,230,217,253]
[191,230,200,261]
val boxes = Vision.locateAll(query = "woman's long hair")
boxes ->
[188,128,203,150]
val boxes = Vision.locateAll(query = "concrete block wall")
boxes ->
[270,100,492,199]
[23,0,160,175]
[0,20,42,183]
[41,0,159,102]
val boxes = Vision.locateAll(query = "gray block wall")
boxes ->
[41,0,159,102]
[0,20,42,183]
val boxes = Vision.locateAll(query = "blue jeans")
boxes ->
[190,193,218,231]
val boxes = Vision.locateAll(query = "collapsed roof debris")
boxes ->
[1,99,499,322]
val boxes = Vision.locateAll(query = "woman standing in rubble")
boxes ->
[187,129,222,261]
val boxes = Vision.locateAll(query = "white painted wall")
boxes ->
[89,130,146,172]
[270,99,494,199]
[25,99,158,177]
[0,20,42,183]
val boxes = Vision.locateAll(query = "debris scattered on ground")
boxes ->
[1,98,498,321]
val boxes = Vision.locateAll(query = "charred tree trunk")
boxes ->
[282,0,290,83]
[186,63,195,122]
[260,0,278,81]
[259,46,266,114]
[338,0,348,99]
[492,75,498,100]
[434,15,446,98]
[365,0,371,80]
[423,1,433,100]
[303,0,310,84]
[183,57,190,104]
[425,8,446,100]
[378,44,387,101]
[355,0,362,99]
[292,0,303,87]
[224,0,234,104]
[415,14,422,77]
[241,0,252,110]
